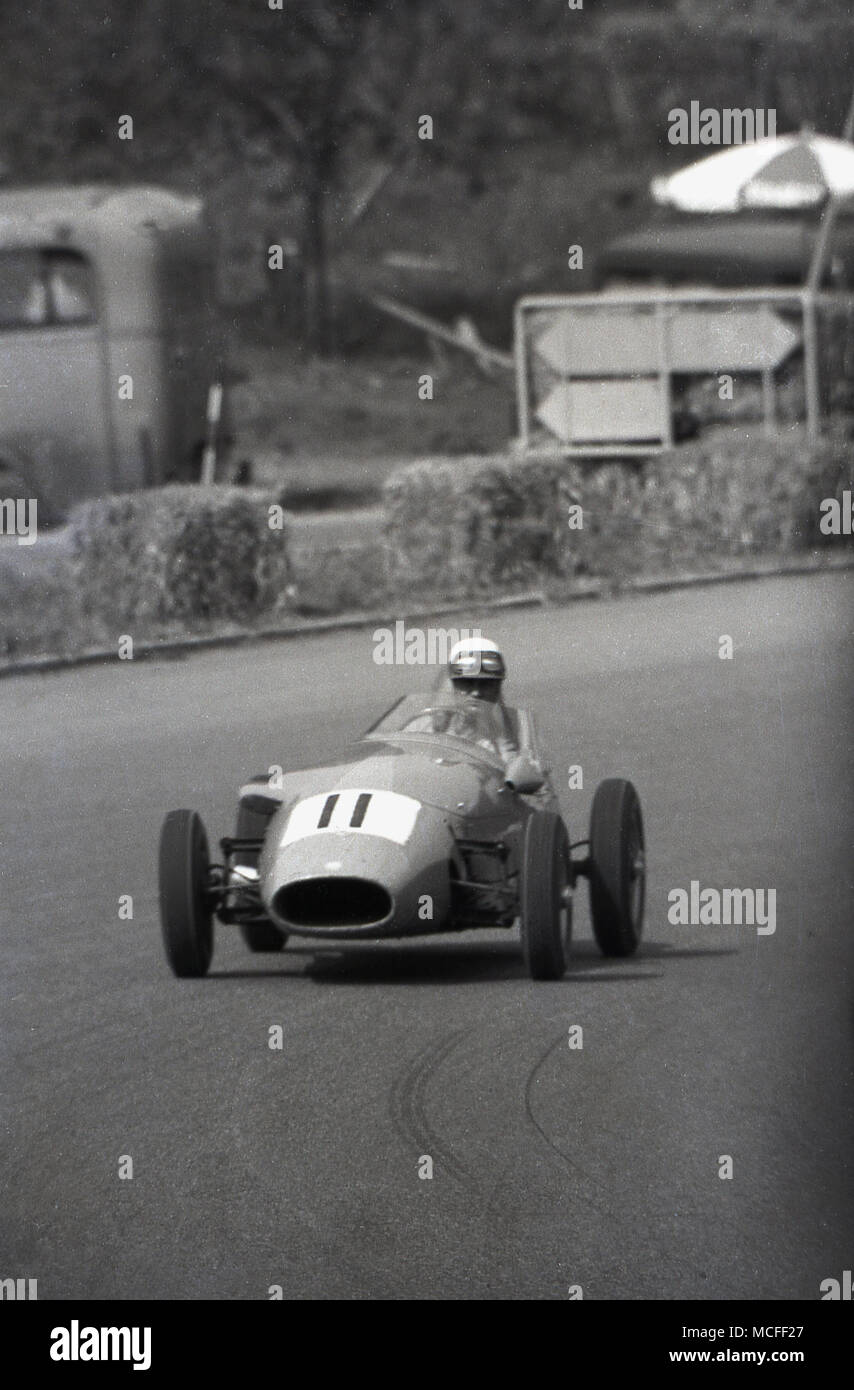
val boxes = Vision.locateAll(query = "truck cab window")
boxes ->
[0,248,95,328]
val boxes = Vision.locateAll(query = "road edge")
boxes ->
[1,548,851,680]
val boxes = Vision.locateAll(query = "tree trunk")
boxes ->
[301,177,331,356]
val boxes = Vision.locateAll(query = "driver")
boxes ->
[447,637,519,761]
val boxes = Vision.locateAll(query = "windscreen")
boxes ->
[364,693,504,758]
[0,248,96,328]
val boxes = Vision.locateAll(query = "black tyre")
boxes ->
[588,779,645,957]
[159,809,214,977]
[234,803,287,953]
[521,811,572,981]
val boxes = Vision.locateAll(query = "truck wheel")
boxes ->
[234,803,287,953]
[589,779,645,957]
[159,810,214,977]
[521,811,571,980]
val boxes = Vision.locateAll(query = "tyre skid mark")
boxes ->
[388,1026,476,1187]
[523,1031,604,1193]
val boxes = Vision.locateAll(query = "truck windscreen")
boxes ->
[0,248,95,328]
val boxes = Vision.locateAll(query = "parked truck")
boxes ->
[0,184,226,519]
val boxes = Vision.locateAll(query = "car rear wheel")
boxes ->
[588,778,645,957]
[234,803,287,953]
[521,811,571,981]
[159,809,214,977]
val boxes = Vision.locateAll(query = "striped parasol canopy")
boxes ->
[651,132,854,213]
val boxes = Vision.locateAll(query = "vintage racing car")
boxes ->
[158,687,645,981]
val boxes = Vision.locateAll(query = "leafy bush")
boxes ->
[384,455,573,596]
[383,430,854,595]
[0,550,89,659]
[288,543,389,615]
[67,486,292,633]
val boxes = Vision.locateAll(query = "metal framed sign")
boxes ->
[512,288,843,455]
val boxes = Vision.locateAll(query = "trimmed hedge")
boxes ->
[286,542,387,615]
[612,430,852,572]
[383,455,571,597]
[0,549,87,659]
[67,486,292,632]
[2,432,850,667]
[383,429,853,592]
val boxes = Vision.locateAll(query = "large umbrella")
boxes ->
[651,132,854,213]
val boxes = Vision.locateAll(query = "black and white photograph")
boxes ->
[1,0,852,1353]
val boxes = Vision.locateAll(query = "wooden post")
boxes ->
[761,367,776,436]
[802,296,820,441]
[655,301,673,448]
[513,301,531,451]
[200,382,223,486]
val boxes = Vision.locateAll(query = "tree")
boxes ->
[1,0,850,352]
[139,0,462,354]
[0,0,554,353]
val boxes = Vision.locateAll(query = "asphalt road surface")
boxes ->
[1,572,852,1300]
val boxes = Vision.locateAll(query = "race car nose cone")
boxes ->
[259,801,454,938]
[261,828,408,934]
[273,876,393,929]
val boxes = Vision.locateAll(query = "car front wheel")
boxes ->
[159,809,214,977]
[521,811,571,981]
[588,778,645,957]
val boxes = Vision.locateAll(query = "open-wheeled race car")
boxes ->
[158,685,645,981]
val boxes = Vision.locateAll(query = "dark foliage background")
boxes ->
[1,0,852,351]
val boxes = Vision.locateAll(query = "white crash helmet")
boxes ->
[448,636,506,684]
